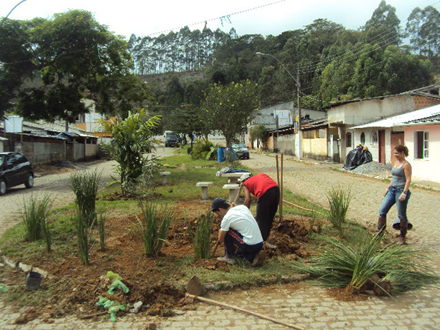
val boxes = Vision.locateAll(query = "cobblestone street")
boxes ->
[1,149,439,329]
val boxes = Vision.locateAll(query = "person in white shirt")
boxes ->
[210,198,265,266]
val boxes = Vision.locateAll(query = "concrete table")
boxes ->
[221,172,246,184]
[196,182,213,200]
[159,171,171,185]
[222,183,240,202]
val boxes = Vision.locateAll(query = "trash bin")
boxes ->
[217,147,227,162]
[26,271,42,290]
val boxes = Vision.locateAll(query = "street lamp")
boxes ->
[1,0,27,26]
[256,52,302,160]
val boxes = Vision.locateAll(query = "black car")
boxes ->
[165,132,179,147]
[232,143,250,160]
[0,152,34,195]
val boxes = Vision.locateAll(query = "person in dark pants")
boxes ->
[239,173,280,241]
[210,198,265,266]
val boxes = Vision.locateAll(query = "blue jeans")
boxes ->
[379,187,411,222]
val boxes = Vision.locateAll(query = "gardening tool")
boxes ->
[210,182,244,258]
[186,276,304,330]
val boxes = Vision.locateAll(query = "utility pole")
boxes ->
[297,69,302,160]
[256,52,302,160]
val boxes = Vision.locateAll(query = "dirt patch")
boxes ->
[326,287,369,302]
[33,162,85,177]
[0,200,312,323]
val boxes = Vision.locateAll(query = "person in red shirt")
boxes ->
[239,173,280,240]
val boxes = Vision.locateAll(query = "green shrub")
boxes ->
[191,140,215,160]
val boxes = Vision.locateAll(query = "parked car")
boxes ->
[165,132,179,147]
[0,152,34,195]
[231,143,250,160]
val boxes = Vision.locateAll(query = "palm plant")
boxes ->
[293,234,439,295]
[98,110,161,196]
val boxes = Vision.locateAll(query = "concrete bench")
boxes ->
[196,182,213,200]
[222,183,240,202]
[159,171,171,185]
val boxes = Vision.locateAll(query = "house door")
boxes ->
[379,130,385,163]
[390,132,404,164]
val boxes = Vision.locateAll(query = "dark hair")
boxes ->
[210,198,230,212]
[394,144,408,156]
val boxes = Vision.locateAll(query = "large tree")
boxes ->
[406,6,440,58]
[0,10,149,120]
[202,80,260,149]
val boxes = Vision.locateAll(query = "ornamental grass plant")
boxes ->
[187,212,214,259]
[70,169,101,225]
[22,194,54,251]
[73,211,96,265]
[293,234,439,295]
[135,201,175,256]
[326,186,352,235]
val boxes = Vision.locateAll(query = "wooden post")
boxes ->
[279,153,283,221]
[276,155,280,186]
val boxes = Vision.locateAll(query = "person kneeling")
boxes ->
[210,198,265,267]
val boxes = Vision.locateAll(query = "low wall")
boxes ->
[303,137,327,160]
[3,133,99,165]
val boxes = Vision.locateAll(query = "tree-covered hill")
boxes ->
[134,1,440,110]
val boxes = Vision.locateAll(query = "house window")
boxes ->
[370,131,378,146]
[415,131,429,159]
[346,132,352,148]
[303,130,314,139]
[360,132,366,145]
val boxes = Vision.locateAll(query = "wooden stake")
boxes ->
[279,153,283,221]
[276,154,280,186]
[186,293,305,330]
[283,200,326,215]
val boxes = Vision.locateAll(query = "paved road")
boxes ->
[1,149,439,329]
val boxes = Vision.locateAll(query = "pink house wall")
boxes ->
[405,124,440,183]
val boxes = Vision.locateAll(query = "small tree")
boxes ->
[202,80,260,153]
[99,109,160,196]
[249,125,268,149]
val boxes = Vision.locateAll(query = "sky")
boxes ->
[1,0,438,39]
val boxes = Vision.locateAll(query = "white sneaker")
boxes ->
[217,256,236,264]
[251,250,266,267]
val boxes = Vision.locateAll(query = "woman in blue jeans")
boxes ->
[378,145,412,244]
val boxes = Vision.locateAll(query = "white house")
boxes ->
[351,104,440,182]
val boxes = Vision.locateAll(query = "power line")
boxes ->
[146,0,286,36]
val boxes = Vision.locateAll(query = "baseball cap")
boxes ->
[210,198,230,212]
[238,173,252,182]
